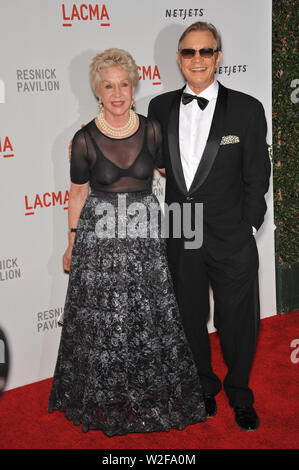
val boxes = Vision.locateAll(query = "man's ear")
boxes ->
[215,50,223,67]
[176,51,182,69]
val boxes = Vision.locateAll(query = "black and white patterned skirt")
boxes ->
[48,191,206,435]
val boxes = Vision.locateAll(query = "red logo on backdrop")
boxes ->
[62,3,110,27]
[138,65,162,86]
[24,190,69,216]
[0,136,14,158]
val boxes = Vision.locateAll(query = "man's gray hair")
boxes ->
[178,21,222,52]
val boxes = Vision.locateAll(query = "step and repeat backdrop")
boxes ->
[0,0,275,390]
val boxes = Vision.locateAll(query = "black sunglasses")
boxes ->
[179,48,219,59]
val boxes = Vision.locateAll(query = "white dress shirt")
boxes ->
[179,80,219,191]
[179,79,256,234]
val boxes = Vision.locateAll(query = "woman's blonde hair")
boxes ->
[90,48,139,95]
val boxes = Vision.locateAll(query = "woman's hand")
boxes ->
[157,168,166,177]
[63,244,73,272]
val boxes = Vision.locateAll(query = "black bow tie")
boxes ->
[182,93,209,110]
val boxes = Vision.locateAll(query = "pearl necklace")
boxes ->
[97,109,138,138]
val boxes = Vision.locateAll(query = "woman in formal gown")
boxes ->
[48,48,206,435]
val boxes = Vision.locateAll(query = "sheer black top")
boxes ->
[70,114,164,193]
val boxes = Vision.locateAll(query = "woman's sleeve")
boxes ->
[151,120,164,169]
[70,130,90,184]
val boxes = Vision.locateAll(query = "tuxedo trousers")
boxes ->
[167,236,260,407]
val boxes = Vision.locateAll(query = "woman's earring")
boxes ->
[131,98,135,110]
[98,100,104,113]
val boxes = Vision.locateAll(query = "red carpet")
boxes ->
[0,311,298,450]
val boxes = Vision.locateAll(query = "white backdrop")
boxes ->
[0,0,275,391]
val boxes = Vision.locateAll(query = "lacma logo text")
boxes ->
[0,136,14,158]
[24,190,69,215]
[61,3,110,27]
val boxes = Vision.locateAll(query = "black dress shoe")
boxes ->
[234,406,260,431]
[203,394,217,417]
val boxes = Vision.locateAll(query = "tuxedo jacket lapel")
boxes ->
[167,88,188,195]
[189,83,228,195]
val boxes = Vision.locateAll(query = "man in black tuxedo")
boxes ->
[148,21,271,430]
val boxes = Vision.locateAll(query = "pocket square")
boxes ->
[220,135,240,145]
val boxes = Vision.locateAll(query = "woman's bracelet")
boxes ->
[68,228,77,233]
